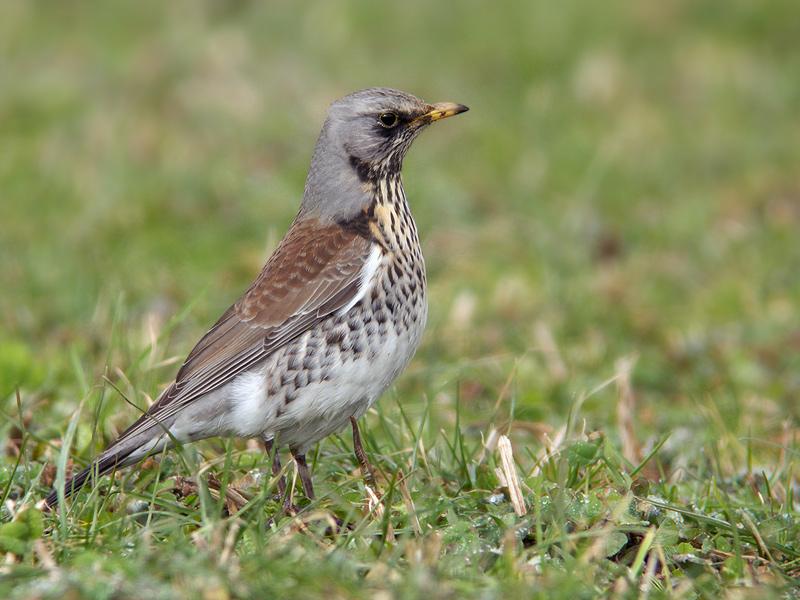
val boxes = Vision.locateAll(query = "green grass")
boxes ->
[2,0,800,597]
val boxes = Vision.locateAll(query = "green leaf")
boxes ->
[721,556,745,581]
[567,442,600,467]
[0,508,43,555]
[604,530,629,557]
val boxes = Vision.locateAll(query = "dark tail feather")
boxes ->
[44,451,131,511]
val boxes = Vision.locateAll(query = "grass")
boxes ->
[2,0,800,597]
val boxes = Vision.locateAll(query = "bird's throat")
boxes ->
[364,175,417,254]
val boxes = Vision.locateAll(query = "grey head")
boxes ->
[300,87,468,222]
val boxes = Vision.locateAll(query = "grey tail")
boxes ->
[43,450,133,511]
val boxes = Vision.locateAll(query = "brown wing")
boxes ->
[111,217,374,446]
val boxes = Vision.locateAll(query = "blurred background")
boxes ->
[2,0,799,467]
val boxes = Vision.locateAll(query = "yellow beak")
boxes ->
[420,102,469,123]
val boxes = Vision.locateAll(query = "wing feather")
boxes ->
[109,217,375,447]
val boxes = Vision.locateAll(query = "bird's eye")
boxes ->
[378,112,400,128]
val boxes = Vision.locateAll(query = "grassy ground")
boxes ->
[2,0,800,597]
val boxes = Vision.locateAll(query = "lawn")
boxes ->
[1,0,799,597]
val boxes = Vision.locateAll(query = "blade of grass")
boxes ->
[630,434,671,478]
[55,395,87,540]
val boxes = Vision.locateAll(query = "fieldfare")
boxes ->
[45,88,468,510]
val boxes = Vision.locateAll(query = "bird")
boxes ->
[44,87,468,510]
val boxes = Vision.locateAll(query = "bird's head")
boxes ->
[301,88,468,221]
[325,88,468,176]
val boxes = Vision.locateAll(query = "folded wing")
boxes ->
[111,217,375,448]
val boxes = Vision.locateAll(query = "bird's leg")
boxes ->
[262,438,287,499]
[350,416,378,490]
[291,450,315,501]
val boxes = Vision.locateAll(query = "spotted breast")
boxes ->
[238,172,428,453]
